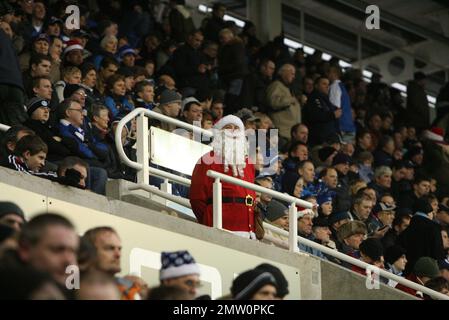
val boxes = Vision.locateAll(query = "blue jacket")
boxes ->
[104,95,134,119]
[58,120,106,160]
[338,82,356,133]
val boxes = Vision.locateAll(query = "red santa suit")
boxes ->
[190,151,257,237]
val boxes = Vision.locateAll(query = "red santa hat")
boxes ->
[423,127,446,143]
[213,115,245,132]
[64,39,84,56]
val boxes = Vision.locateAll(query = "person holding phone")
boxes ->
[367,201,396,238]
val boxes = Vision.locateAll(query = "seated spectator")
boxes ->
[147,285,191,300]
[210,98,224,123]
[82,226,141,300]
[349,194,373,224]
[254,263,289,300]
[353,237,385,275]
[337,220,367,266]
[57,156,88,190]
[424,277,449,299]
[23,97,78,162]
[231,268,277,300]
[79,63,103,108]
[297,209,325,259]
[396,256,440,298]
[317,193,334,218]
[151,89,182,132]
[357,151,374,184]
[104,74,135,120]
[117,45,137,69]
[159,250,201,300]
[76,270,121,300]
[373,135,395,167]
[312,216,337,254]
[0,213,79,290]
[201,110,214,130]
[254,176,273,220]
[366,202,396,237]
[54,66,82,103]
[97,57,119,95]
[264,200,289,237]
[22,53,52,99]
[92,35,118,70]
[354,128,373,157]
[0,201,25,232]
[19,33,50,72]
[436,204,449,228]
[0,134,56,179]
[283,142,309,174]
[328,211,351,246]
[133,80,156,110]
[385,245,407,287]
[0,125,35,161]
[369,166,392,199]
[62,39,85,68]
[382,210,412,249]
[440,260,449,282]
[181,97,203,125]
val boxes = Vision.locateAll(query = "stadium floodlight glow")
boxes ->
[427,95,436,104]
[303,45,315,55]
[223,14,245,28]
[391,82,407,92]
[339,60,352,68]
[284,38,302,49]
[322,53,332,61]
[198,4,211,13]
[363,70,373,78]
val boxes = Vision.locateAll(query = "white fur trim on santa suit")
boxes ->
[214,115,245,132]
[64,44,83,55]
[423,130,444,142]
[159,263,201,281]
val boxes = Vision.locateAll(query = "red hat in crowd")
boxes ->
[64,39,83,56]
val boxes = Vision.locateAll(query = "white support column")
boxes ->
[212,178,222,229]
[247,0,282,43]
[136,113,149,185]
[160,179,172,194]
[288,203,299,253]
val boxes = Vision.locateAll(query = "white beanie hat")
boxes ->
[297,208,316,219]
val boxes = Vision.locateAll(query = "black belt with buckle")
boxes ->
[207,195,254,206]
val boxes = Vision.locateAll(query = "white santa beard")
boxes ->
[211,131,248,177]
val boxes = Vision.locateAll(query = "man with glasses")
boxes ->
[159,250,201,300]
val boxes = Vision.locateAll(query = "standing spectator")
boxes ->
[0,28,27,129]
[168,0,195,44]
[239,59,275,111]
[406,72,430,132]
[217,28,248,113]
[399,198,446,274]
[159,250,201,300]
[303,76,341,146]
[190,115,257,239]
[332,153,353,212]
[266,64,301,142]
[171,29,205,94]
[328,66,355,142]
[202,2,227,43]
[0,202,25,232]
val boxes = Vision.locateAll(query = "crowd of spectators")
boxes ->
[0,0,449,299]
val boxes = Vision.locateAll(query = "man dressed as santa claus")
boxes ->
[189,115,257,239]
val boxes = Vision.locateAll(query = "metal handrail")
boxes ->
[263,222,449,300]
[114,108,213,172]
